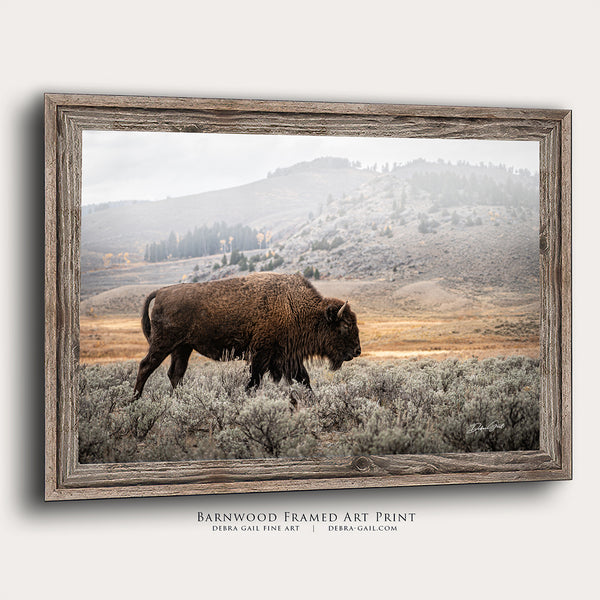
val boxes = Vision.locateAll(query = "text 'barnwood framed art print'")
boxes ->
[44,94,571,500]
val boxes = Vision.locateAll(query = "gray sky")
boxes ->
[82,131,539,206]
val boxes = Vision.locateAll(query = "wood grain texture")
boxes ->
[44,94,572,500]
[45,93,570,121]
[44,95,58,496]
[61,451,557,489]
[60,106,555,141]
[56,109,81,485]
[560,112,573,479]
[539,126,561,463]
[47,468,570,501]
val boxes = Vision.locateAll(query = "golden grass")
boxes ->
[80,312,539,364]
[80,316,146,363]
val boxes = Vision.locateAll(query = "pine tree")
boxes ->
[167,231,177,257]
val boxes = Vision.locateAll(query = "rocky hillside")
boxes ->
[178,160,539,294]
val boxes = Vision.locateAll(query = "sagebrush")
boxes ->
[78,357,539,463]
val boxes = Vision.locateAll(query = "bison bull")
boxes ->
[133,273,361,398]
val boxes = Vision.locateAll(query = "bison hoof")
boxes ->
[289,393,299,412]
[289,387,315,411]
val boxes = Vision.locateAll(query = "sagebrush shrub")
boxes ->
[78,356,540,462]
[235,397,319,457]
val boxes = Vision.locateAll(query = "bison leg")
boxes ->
[246,351,270,390]
[167,344,193,389]
[289,365,314,411]
[268,358,283,383]
[285,364,312,389]
[133,346,172,399]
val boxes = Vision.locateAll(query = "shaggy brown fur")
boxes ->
[133,273,361,398]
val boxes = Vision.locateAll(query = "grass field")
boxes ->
[80,311,540,363]
[79,277,540,363]
[78,357,540,463]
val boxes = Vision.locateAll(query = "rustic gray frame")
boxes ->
[44,93,572,500]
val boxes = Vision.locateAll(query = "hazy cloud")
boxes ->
[82,130,539,206]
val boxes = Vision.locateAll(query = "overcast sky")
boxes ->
[82,130,539,206]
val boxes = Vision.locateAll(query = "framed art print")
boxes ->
[44,94,571,500]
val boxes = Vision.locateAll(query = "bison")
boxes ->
[133,273,361,398]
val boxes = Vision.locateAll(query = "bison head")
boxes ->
[323,300,361,370]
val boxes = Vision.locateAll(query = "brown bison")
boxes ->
[133,273,361,398]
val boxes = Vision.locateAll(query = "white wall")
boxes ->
[1,1,596,598]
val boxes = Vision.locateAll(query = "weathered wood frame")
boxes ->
[44,94,572,500]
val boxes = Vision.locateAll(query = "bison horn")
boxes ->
[337,300,348,319]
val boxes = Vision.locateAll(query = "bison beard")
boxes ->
[133,273,361,399]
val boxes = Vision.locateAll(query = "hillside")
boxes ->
[82,159,539,310]
[168,159,540,293]
[278,160,539,292]
[81,157,376,271]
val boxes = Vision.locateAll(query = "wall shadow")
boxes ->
[18,96,46,512]
[20,95,563,518]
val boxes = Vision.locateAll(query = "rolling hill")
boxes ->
[82,158,540,306]
[81,157,377,271]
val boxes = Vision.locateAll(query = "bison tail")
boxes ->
[141,290,158,341]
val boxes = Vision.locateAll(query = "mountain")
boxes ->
[276,160,539,289]
[81,157,377,272]
[175,159,539,294]
[81,159,540,308]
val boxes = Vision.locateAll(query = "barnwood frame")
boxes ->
[44,94,572,500]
